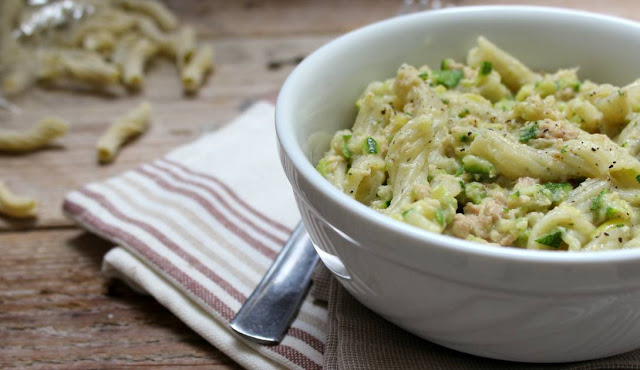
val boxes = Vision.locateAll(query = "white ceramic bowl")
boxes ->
[275,6,640,363]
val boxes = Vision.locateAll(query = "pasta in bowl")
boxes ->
[276,6,640,362]
[317,36,640,252]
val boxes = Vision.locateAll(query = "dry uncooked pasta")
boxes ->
[69,8,137,45]
[174,26,196,69]
[112,33,139,66]
[82,30,116,53]
[181,44,214,94]
[134,15,174,54]
[1,0,214,96]
[97,101,152,163]
[0,181,37,219]
[114,0,178,31]
[0,117,68,152]
[38,49,121,87]
[120,37,158,89]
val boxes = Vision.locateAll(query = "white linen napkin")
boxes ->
[63,102,327,370]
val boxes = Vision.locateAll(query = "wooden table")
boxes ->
[1,1,637,368]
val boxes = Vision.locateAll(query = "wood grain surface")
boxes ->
[1,0,638,368]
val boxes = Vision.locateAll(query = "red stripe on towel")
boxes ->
[136,166,278,260]
[161,158,292,234]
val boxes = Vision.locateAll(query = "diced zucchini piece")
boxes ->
[465,182,486,204]
[479,61,493,76]
[316,158,330,176]
[462,155,497,178]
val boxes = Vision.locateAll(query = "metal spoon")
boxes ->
[230,222,318,344]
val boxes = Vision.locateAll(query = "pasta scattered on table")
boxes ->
[97,101,151,163]
[181,44,214,94]
[1,0,214,96]
[0,181,37,219]
[0,1,213,224]
[38,49,121,87]
[174,25,196,69]
[120,37,159,89]
[114,0,178,31]
[0,117,68,153]
[317,36,640,251]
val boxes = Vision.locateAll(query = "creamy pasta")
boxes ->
[317,36,640,251]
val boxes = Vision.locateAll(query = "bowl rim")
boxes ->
[275,5,640,265]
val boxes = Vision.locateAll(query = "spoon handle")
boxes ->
[230,222,319,344]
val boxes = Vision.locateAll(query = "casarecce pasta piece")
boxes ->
[384,114,434,213]
[133,15,174,54]
[469,130,569,181]
[527,204,594,250]
[467,36,540,92]
[120,37,159,89]
[68,8,137,46]
[181,44,214,93]
[97,101,152,163]
[174,26,196,68]
[114,0,178,31]
[111,33,139,66]
[0,118,68,153]
[0,181,37,219]
[37,49,120,86]
[618,113,640,156]
[470,130,640,188]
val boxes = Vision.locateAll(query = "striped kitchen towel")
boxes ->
[63,102,327,370]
